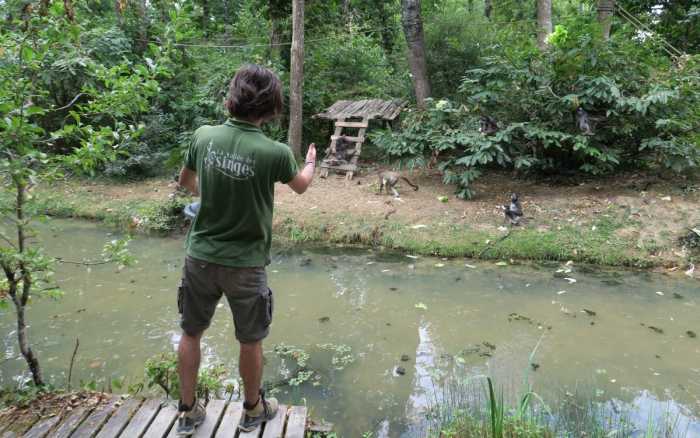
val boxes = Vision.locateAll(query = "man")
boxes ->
[176,64,316,436]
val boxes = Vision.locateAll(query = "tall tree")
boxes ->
[484,0,492,19]
[400,0,431,108]
[287,0,304,158]
[536,0,552,50]
[597,0,615,40]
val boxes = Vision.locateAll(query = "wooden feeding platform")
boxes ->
[314,99,404,180]
[1,396,307,438]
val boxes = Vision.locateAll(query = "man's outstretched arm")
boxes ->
[179,167,199,196]
[288,143,316,195]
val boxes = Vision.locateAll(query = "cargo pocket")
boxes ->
[177,280,186,314]
[262,287,273,327]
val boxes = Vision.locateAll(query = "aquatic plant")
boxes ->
[143,353,231,402]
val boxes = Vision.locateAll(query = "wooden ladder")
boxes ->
[320,117,369,180]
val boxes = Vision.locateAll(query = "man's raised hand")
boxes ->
[305,143,316,165]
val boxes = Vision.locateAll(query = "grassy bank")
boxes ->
[6,175,699,269]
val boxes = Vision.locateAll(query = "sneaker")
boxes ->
[239,389,278,432]
[176,398,206,436]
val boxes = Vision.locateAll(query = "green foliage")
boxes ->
[374,18,700,198]
[144,352,232,401]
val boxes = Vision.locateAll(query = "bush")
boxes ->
[373,17,700,199]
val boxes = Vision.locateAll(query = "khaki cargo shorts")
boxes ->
[177,256,273,343]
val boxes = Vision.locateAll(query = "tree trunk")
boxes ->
[63,0,75,22]
[201,0,210,37]
[400,0,431,108]
[484,0,492,19]
[377,3,394,55]
[39,0,51,16]
[597,0,615,40]
[269,12,281,60]
[287,0,304,158]
[134,0,149,54]
[10,182,43,386]
[536,0,552,50]
[223,0,231,42]
[13,296,43,386]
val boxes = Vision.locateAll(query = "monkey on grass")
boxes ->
[377,171,419,198]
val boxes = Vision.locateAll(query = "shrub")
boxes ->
[372,17,700,199]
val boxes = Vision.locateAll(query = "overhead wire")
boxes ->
[614,3,685,59]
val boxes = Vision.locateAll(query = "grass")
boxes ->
[1,179,663,268]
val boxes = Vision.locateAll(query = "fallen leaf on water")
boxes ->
[414,302,428,310]
[495,261,508,266]
[564,278,577,284]
[655,291,665,296]
[406,255,419,259]
[557,290,567,295]
[381,269,391,273]
[465,264,476,269]
[434,263,445,268]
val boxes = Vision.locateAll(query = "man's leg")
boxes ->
[178,330,203,407]
[239,340,263,405]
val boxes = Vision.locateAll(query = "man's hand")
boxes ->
[288,143,316,195]
[305,143,316,165]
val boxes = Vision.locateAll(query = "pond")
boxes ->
[1,219,699,436]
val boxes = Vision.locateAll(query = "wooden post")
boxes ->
[287,0,305,158]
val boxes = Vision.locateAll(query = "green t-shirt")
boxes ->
[184,119,298,267]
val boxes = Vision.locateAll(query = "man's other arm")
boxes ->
[178,167,199,196]
[288,143,316,195]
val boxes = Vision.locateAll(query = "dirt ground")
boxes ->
[53,169,700,269]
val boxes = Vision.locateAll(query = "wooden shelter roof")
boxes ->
[314,99,405,121]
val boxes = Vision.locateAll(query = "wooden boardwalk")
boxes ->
[0,397,307,438]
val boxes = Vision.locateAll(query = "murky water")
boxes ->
[1,219,700,436]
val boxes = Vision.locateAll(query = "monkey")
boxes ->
[576,107,594,136]
[325,136,355,166]
[479,115,499,136]
[334,136,354,162]
[503,193,523,225]
[377,171,419,198]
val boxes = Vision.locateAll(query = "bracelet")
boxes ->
[305,161,315,166]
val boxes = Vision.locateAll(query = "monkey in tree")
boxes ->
[576,107,594,136]
[377,171,419,198]
[479,115,499,136]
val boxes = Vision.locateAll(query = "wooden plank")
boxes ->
[95,397,143,438]
[1,414,39,438]
[52,407,92,438]
[22,414,62,438]
[0,415,16,434]
[284,406,306,438]
[213,402,243,438]
[71,397,120,437]
[142,403,178,438]
[334,121,367,128]
[260,405,286,438]
[319,163,357,172]
[330,135,364,143]
[119,398,161,438]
